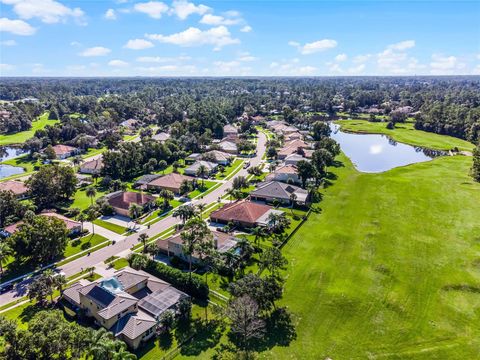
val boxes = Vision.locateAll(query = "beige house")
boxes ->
[63,268,189,350]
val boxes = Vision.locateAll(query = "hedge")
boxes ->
[129,254,209,299]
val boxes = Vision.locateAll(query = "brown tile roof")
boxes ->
[147,173,194,190]
[81,158,103,171]
[51,144,77,156]
[275,164,298,174]
[210,200,273,225]
[97,294,138,320]
[107,192,155,210]
[0,180,28,195]
[112,310,156,340]
[3,212,80,234]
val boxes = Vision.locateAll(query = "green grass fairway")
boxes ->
[269,154,480,359]
[336,119,475,152]
[0,113,59,145]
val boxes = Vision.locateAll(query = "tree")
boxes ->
[289,193,297,214]
[159,189,174,210]
[236,237,254,262]
[196,203,207,217]
[179,180,193,195]
[260,247,288,276]
[138,233,149,253]
[43,144,57,160]
[27,275,52,306]
[232,176,248,190]
[312,121,331,141]
[0,190,26,228]
[145,243,158,259]
[129,203,143,220]
[266,146,277,159]
[296,160,315,188]
[472,143,480,182]
[77,212,87,232]
[23,137,43,157]
[11,215,69,265]
[27,165,77,209]
[0,242,13,277]
[86,186,97,206]
[87,207,99,235]
[181,217,212,278]
[196,164,209,187]
[173,205,196,225]
[267,212,291,234]
[227,295,266,350]
[158,159,168,174]
[251,226,266,247]
[247,165,263,178]
[159,310,175,333]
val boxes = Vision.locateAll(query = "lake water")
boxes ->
[330,123,444,173]
[0,146,26,179]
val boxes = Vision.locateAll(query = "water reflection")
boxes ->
[330,123,445,173]
[0,146,26,179]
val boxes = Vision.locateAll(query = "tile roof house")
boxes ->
[2,212,81,236]
[146,173,195,194]
[218,140,238,154]
[79,158,104,175]
[201,150,234,165]
[265,164,301,185]
[277,139,311,160]
[250,181,309,205]
[63,268,189,350]
[49,144,79,159]
[157,230,238,262]
[183,161,218,177]
[284,153,308,166]
[223,124,238,138]
[106,191,156,217]
[185,153,202,164]
[210,200,284,228]
[0,180,29,199]
[133,174,162,189]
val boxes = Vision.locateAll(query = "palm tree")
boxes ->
[55,274,67,296]
[173,205,196,225]
[251,226,266,247]
[129,203,142,220]
[0,242,13,277]
[236,236,254,261]
[86,186,97,206]
[180,218,211,279]
[289,192,298,215]
[139,233,149,253]
[77,213,87,232]
[145,243,158,260]
[87,207,99,235]
[42,269,57,303]
[197,203,207,217]
[159,189,174,210]
[196,164,209,187]
[221,251,239,275]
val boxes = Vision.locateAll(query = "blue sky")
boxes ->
[1,0,479,76]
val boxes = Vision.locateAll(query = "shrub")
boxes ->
[129,254,209,299]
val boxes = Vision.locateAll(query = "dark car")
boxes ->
[0,283,14,294]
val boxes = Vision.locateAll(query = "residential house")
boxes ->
[223,124,238,138]
[157,230,238,262]
[151,132,170,142]
[63,268,189,350]
[250,181,309,205]
[48,144,79,160]
[2,212,81,237]
[218,140,238,154]
[106,191,155,217]
[0,180,29,199]
[201,150,234,165]
[183,161,218,177]
[185,153,202,164]
[133,174,162,190]
[210,199,284,228]
[266,164,301,184]
[120,119,139,130]
[146,173,195,194]
[284,153,308,166]
[277,139,310,160]
[80,158,104,175]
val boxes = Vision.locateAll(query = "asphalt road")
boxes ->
[0,132,267,306]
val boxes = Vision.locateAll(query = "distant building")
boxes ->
[120,119,139,130]
[218,140,238,154]
[250,181,309,205]
[0,180,29,199]
[2,212,81,236]
[146,173,195,194]
[48,144,79,159]
[201,150,234,165]
[266,164,301,184]
[63,268,189,350]
[105,191,155,217]
[151,132,170,142]
[223,124,238,138]
[185,153,202,164]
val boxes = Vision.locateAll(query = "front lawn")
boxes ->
[93,219,128,234]
[112,257,129,270]
[189,180,218,199]
[70,186,107,211]
[215,159,244,180]
[64,233,109,258]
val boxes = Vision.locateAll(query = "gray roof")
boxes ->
[79,283,116,308]
[63,280,91,306]
[185,160,218,173]
[251,181,308,202]
[152,132,170,142]
[97,294,138,320]
[138,287,189,319]
[134,174,161,186]
[112,309,156,340]
[116,271,149,291]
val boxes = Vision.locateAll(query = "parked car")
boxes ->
[244,162,251,169]
[0,283,14,294]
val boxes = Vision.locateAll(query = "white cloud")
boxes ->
[238,52,256,62]
[0,39,16,46]
[105,8,116,20]
[347,64,366,74]
[388,40,415,51]
[1,0,85,24]
[477,54,480,60]
[353,54,371,64]
[240,25,252,33]
[124,38,154,50]
[169,0,210,20]
[430,54,465,75]
[79,46,111,57]
[134,1,169,19]
[0,63,15,72]
[146,26,239,49]
[293,66,317,75]
[270,59,317,76]
[290,39,337,55]
[135,64,198,75]
[473,64,480,75]
[136,55,191,63]
[0,17,36,35]
[200,14,240,26]
[335,53,347,62]
[108,59,129,67]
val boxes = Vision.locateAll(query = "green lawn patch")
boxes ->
[93,219,128,234]
[64,233,108,258]
[0,112,59,146]
[336,119,475,152]
[112,257,129,270]
[0,154,40,173]
[70,186,107,211]
[215,159,244,180]
[189,180,218,198]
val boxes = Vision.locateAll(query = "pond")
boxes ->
[0,146,26,179]
[330,123,445,173]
